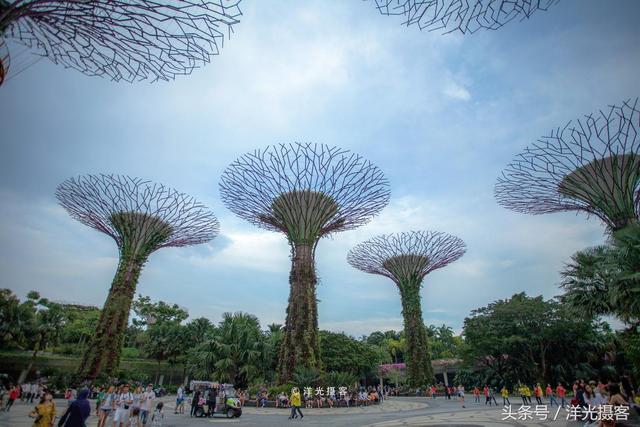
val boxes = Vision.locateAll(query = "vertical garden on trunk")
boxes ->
[219,143,390,382]
[56,174,219,379]
[348,231,466,387]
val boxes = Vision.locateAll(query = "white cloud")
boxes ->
[189,229,290,273]
[442,81,471,101]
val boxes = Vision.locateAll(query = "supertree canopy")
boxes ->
[348,231,466,387]
[371,0,557,34]
[496,98,640,231]
[57,174,219,378]
[220,143,390,382]
[0,0,242,85]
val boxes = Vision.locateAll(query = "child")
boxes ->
[151,402,164,427]
[129,407,142,427]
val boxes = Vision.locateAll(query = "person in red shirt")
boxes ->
[556,383,566,407]
[483,386,490,405]
[430,385,436,399]
[473,387,480,403]
[6,385,18,411]
[545,384,558,407]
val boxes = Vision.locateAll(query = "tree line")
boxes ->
[2,285,637,390]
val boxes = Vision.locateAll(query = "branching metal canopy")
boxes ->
[495,98,640,230]
[219,143,390,244]
[56,174,219,251]
[0,0,242,83]
[371,0,557,34]
[348,230,466,283]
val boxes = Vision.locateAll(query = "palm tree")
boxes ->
[191,312,265,387]
[561,224,640,326]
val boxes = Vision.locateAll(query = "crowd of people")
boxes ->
[0,382,166,427]
[253,384,384,409]
[2,377,638,425]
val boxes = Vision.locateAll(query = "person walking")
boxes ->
[30,392,56,427]
[29,383,38,404]
[473,387,480,403]
[500,386,510,406]
[288,388,303,420]
[457,385,465,408]
[21,383,29,402]
[483,385,490,405]
[113,385,133,427]
[522,384,532,404]
[190,389,201,418]
[140,385,155,426]
[545,384,558,407]
[58,388,91,427]
[534,384,543,405]
[174,385,184,415]
[5,385,18,412]
[556,383,566,407]
[97,386,115,427]
[431,385,437,399]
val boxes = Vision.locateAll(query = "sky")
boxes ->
[1,0,639,337]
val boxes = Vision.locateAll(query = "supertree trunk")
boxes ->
[348,232,465,388]
[398,278,433,388]
[278,243,321,382]
[79,252,146,378]
[57,174,219,380]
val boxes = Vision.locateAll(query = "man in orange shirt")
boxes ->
[556,383,566,407]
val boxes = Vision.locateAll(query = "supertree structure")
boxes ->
[371,0,557,34]
[0,36,8,85]
[219,143,390,382]
[56,174,219,378]
[348,231,466,387]
[496,98,640,232]
[0,0,242,85]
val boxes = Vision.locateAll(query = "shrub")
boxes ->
[121,347,141,359]
[268,383,295,398]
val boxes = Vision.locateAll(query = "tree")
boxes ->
[496,98,639,232]
[145,321,187,383]
[0,289,36,350]
[0,0,242,85]
[348,231,466,387]
[561,224,640,326]
[190,312,266,388]
[185,318,215,347]
[319,331,388,378]
[427,325,462,359]
[220,143,390,382]
[56,174,219,379]
[132,295,189,327]
[59,304,100,352]
[462,293,613,386]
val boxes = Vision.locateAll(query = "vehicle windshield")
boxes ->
[224,387,236,398]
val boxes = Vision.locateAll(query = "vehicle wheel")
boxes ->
[235,409,242,418]
[226,409,234,418]
[194,407,204,418]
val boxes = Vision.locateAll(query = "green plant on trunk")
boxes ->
[78,212,172,378]
[268,191,338,380]
[219,144,390,383]
[348,231,466,388]
[56,174,218,379]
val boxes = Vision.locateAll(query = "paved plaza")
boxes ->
[2,396,639,427]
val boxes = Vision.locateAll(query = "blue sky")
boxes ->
[1,0,638,336]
